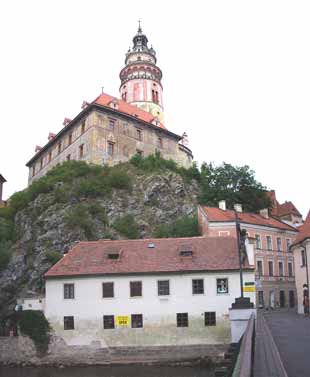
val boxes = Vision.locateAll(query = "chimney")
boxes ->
[260,208,269,219]
[48,133,56,141]
[35,145,42,153]
[234,204,243,213]
[219,200,226,211]
[63,118,72,126]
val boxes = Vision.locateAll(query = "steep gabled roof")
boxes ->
[200,206,297,232]
[93,93,166,130]
[267,191,302,218]
[45,236,253,279]
[0,174,6,183]
[292,211,310,246]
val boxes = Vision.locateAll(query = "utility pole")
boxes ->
[234,209,244,298]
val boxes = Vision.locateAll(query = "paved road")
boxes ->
[264,311,310,377]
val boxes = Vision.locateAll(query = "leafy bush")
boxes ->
[0,241,12,271]
[18,310,51,355]
[107,169,132,190]
[154,215,200,238]
[113,214,139,239]
[45,251,62,265]
[130,151,200,182]
[64,204,95,240]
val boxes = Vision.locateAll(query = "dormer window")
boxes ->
[179,244,193,257]
[108,252,119,260]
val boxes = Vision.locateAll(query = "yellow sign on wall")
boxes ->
[116,315,130,327]
[244,282,256,292]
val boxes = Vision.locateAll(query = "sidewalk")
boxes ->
[264,311,310,377]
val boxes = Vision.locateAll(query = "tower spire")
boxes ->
[138,20,142,33]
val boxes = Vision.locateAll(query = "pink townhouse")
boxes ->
[198,201,298,309]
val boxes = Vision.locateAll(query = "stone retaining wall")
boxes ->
[0,335,228,366]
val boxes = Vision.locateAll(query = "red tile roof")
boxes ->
[45,237,252,278]
[292,211,310,246]
[267,191,302,218]
[201,206,297,232]
[93,93,166,130]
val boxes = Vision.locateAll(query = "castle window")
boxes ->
[32,166,36,177]
[123,146,129,157]
[66,154,71,161]
[107,142,114,157]
[157,137,163,148]
[68,133,73,145]
[136,149,143,157]
[123,123,129,135]
[48,151,52,163]
[40,159,43,170]
[108,119,115,131]
[81,121,86,134]
[136,129,142,141]
[79,144,84,158]
[58,142,62,155]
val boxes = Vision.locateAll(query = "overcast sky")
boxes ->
[0,0,309,216]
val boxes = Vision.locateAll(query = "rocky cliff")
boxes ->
[0,160,200,319]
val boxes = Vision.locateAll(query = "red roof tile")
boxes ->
[93,93,166,130]
[292,211,310,246]
[201,206,297,232]
[45,237,252,278]
[266,191,302,218]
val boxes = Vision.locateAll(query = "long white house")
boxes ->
[44,237,255,347]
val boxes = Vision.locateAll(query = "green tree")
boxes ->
[154,215,200,238]
[199,162,271,212]
[113,214,139,239]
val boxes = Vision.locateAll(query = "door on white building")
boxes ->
[269,290,275,308]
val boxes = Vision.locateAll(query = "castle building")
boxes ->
[0,174,6,208]
[198,202,298,309]
[26,25,192,185]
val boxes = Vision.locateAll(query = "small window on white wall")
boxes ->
[216,278,228,294]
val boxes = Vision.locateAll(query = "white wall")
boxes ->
[293,241,310,314]
[45,271,255,346]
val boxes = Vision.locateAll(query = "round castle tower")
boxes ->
[119,23,164,123]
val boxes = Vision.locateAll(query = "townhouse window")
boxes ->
[255,235,261,250]
[81,121,86,134]
[277,237,282,252]
[40,159,43,170]
[48,151,52,163]
[205,312,216,326]
[268,261,274,277]
[68,133,73,145]
[279,261,284,277]
[64,283,74,299]
[103,315,115,329]
[176,313,188,327]
[258,291,264,307]
[301,249,306,267]
[157,280,170,296]
[136,128,142,141]
[58,142,62,155]
[266,236,273,251]
[257,260,263,277]
[66,154,71,161]
[216,278,228,294]
[79,144,84,158]
[122,92,127,101]
[131,314,143,328]
[102,282,114,298]
[64,316,74,330]
[286,239,291,252]
[32,166,35,177]
[130,281,142,297]
[108,119,115,131]
[107,142,114,157]
[192,279,204,294]
[288,262,293,277]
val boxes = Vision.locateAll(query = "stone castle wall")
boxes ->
[0,335,227,366]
